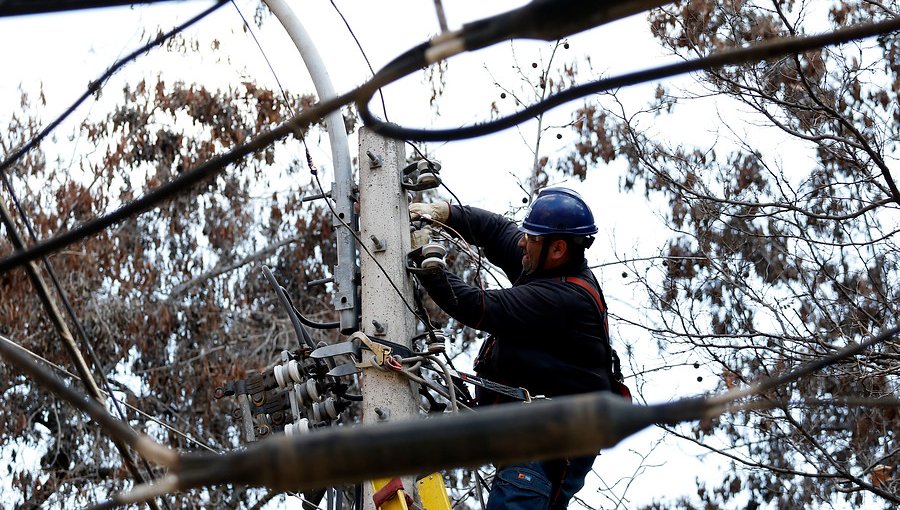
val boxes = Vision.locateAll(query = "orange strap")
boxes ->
[560,276,608,333]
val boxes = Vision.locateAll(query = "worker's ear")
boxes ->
[549,238,569,261]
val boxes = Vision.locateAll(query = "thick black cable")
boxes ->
[0,0,654,271]
[261,265,317,350]
[288,300,340,330]
[8,13,897,277]
[359,16,900,142]
[0,38,431,273]
[0,1,180,16]
[0,0,228,179]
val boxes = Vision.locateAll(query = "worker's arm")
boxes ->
[418,269,576,337]
[444,205,524,282]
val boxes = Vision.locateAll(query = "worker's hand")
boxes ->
[410,227,432,250]
[409,201,450,223]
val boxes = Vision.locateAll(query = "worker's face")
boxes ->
[518,232,544,274]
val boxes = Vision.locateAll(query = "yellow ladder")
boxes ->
[371,472,452,510]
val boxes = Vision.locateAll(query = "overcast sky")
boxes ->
[0,2,739,508]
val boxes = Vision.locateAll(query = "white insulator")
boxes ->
[417,160,441,172]
[417,172,438,186]
[427,332,447,353]
[288,360,303,384]
[273,364,288,389]
[421,242,446,258]
[295,382,307,407]
[305,379,321,402]
[312,398,340,422]
[284,418,310,437]
[325,398,337,419]
[312,402,324,422]
[422,257,447,270]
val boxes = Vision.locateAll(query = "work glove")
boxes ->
[410,226,432,250]
[409,201,450,223]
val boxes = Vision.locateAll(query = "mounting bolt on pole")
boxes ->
[370,234,386,252]
[366,150,382,168]
[372,319,386,335]
[374,407,390,421]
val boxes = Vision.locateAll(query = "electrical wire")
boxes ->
[0,0,228,179]
[1,165,172,510]
[0,193,170,510]
[301,139,440,345]
[289,299,341,330]
[328,0,388,120]
[424,354,459,413]
[0,7,754,272]
[0,1,184,16]
[358,16,900,142]
[0,30,427,273]
[395,355,470,412]
[0,334,221,453]
[0,175,129,415]
[262,265,316,350]
[4,7,897,280]
[309,168,427,327]
[327,0,433,165]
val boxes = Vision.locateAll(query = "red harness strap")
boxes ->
[559,276,609,333]
[558,276,632,403]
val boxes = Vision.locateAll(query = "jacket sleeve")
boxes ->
[418,270,578,338]
[445,205,524,282]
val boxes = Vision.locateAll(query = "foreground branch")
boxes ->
[2,323,897,508]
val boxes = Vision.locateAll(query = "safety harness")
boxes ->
[557,276,632,402]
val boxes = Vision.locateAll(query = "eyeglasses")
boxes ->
[523,233,543,243]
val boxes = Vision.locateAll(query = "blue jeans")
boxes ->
[485,456,595,510]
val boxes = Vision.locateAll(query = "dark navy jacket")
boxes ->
[418,205,612,404]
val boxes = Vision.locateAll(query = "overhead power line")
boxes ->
[0,0,228,179]
[0,0,182,16]
[360,15,900,142]
[0,186,169,510]
[0,334,221,453]
[2,7,899,279]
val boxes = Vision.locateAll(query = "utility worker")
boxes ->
[409,187,618,510]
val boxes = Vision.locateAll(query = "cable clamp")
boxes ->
[352,331,392,369]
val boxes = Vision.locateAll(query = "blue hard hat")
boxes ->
[520,187,598,237]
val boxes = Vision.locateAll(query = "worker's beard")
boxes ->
[521,254,537,274]
[522,242,550,275]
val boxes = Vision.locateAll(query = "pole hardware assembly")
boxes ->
[215,347,356,441]
[401,160,443,192]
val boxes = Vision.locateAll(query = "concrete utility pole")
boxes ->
[357,127,421,508]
